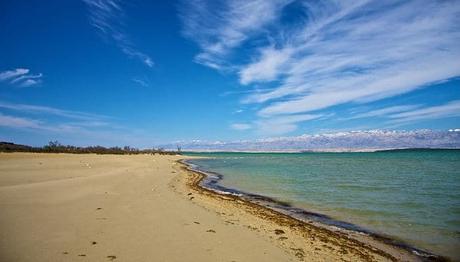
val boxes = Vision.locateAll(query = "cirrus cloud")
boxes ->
[230,123,252,130]
[82,0,154,67]
[0,68,43,87]
[181,0,460,134]
[179,0,293,69]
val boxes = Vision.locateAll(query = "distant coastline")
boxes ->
[3,140,458,154]
[182,147,460,153]
[162,130,460,153]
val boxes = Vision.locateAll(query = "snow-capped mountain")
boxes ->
[161,129,460,152]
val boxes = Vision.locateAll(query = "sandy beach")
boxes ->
[0,153,422,261]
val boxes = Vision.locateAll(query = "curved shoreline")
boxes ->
[179,158,447,262]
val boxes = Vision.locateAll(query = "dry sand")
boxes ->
[0,153,421,261]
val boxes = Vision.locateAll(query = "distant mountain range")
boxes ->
[162,129,460,152]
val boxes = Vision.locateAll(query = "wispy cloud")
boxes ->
[256,114,323,135]
[0,68,29,81]
[0,101,108,121]
[343,100,460,126]
[243,1,460,116]
[181,0,460,134]
[0,68,42,87]
[0,101,152,147]
[230,123,251,130]
[0,110,147,147]
[389,100,460,123]
[132,78,148,87]
[82,0,153,67]
[0,113,84,133]
[240,47,294,85]
[179,0,293,69]
[346,105,421,120]
[0,113,43,129]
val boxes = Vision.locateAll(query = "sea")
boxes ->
[185,150,460,260]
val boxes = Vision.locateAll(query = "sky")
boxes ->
[0,0,459,148]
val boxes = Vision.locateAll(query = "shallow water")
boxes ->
[186,150,460,259]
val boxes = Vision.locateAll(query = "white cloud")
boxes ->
[230,123,251,130]
[256,56,460,116]
[0,102,149,147]
[181,0,460,134]
[0,68,42,87]
[347,105,421,120]
[82,0,153,67]
[0,111,136,146]
[242,0,460,117]
[341,100,460,128]
[180,0,293,69]
[390,100,460,123]
[18,79,41,87]
[256,114,322,135]
[240,47,294,85]
[132,78,148,87]
[0,113,43,129]
[10,73,42,84]
[0,113,82,133]
[0,101,108,121]
[0,68,29,81]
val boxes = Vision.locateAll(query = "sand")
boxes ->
[0,153,422,261]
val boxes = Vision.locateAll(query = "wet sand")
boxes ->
[0,153,423,261]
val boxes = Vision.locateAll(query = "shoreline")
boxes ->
[0,153,450,261]
[2,153,303,261]
[178,158,447,262]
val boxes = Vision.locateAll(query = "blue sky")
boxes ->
[0,0,459,147]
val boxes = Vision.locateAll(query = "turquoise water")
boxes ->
[186,150,460,260]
